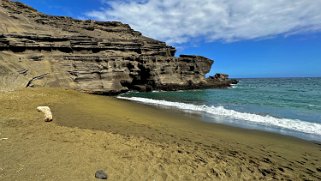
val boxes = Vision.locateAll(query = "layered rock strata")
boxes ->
[0,0,236,94]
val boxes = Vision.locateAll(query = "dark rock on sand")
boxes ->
[0,0,237,94]
[95,170,108,180]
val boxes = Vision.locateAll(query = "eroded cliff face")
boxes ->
[0,0,234,94]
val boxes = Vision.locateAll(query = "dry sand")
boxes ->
[0,88,320,180]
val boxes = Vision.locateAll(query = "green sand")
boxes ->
[0,88,320,180]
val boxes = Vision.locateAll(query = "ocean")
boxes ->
[118,78,321,142]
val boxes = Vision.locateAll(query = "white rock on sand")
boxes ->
[37,106,53,122]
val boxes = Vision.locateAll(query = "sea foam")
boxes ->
[117,96,321,136]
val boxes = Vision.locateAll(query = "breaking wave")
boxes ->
[117,96,321,136]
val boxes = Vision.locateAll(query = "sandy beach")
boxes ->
[0,88,320,180]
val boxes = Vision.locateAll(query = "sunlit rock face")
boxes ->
[0,0,235,94]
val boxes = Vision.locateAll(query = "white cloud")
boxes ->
[86,0,321,44]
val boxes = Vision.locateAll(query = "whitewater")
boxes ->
[118,78,321,142]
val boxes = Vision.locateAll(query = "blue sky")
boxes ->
[18,0,321,78]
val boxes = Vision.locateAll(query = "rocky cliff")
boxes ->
[0,0,236,94]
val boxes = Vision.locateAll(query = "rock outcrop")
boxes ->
[0,0,237,94]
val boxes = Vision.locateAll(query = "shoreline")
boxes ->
[120,98,321,148]
[116,94,321,143]
[1,88,320,180]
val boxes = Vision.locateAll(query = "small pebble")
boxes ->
[95,170,108,180]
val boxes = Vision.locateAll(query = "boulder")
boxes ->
[36,106,53,122]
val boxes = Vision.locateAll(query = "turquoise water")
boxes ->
[119,78,321,142]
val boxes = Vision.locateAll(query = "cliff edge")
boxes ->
[0,0,236,94]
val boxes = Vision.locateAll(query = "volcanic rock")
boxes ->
[95,170,108,180]
[0,0,237,94]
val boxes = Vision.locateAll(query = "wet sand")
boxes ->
[0,88,320,180]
